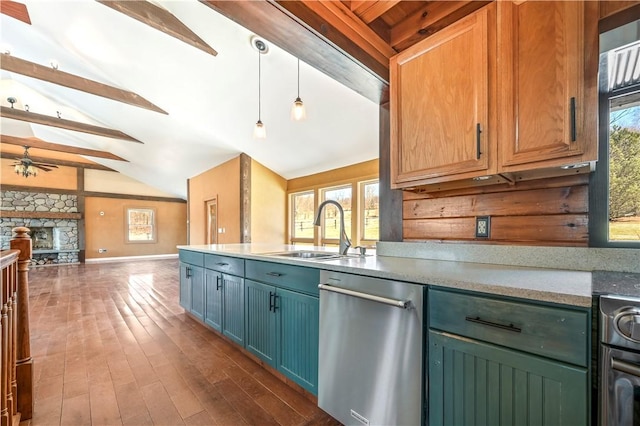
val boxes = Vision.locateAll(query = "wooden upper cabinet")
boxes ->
[390,4,497,189]
[498,1,593,171]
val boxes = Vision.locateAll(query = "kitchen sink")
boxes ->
[268,250,341,260]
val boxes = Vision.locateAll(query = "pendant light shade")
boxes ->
[291,59,306,121]
[252,37,267,139]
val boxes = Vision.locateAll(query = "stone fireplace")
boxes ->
[1,190,80,266]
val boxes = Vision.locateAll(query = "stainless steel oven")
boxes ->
[600,295,640,426]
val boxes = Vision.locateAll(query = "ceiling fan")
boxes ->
[12,146,58,177]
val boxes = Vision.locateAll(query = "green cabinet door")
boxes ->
[179,262,191,310]
[277,287,319,394]
[189,265,205,320]
[245,279,277,367]
[204,270,223,331]
[222,273,244,346]
[428,330,588,426]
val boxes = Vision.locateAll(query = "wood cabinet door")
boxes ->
[204,269,222,331]
[498,1,585,170]
[428,330,588,425]
[222,273,245,346]
[244,280,277,367]
[390,4,494,188]
[277,288,319,395]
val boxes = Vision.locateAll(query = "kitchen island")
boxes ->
[178,243,600,425]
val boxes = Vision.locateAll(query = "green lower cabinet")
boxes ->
[428,330,588,426]
[245,280,319,395]
[245,280,278,366]
[222,273,245,345]
[204,270,223,331]
[180,261,204,318]
[278,287,319,394]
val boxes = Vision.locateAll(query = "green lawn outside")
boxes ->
[609,217,640,241]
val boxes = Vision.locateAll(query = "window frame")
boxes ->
[589,71,640,248]
[319,184,353,247]
[289,190,315,246]
[359,179,380,245]
[125,207,157,244]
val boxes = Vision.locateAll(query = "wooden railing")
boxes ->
[1,227,33,426]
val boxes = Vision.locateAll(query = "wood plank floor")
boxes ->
[20,259,340,426]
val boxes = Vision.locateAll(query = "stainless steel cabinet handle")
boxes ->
[465,316,522,333]
[612,358,640,377]
[318,284,411,309]
[266,272,283,277]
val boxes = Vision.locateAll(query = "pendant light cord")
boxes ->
[297,58,300,98]
[258,51,262,121]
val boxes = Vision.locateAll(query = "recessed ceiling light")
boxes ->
[250,35,268,54]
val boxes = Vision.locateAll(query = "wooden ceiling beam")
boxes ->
[97,1,218,57]
[358,1,401,24]
[0,106,143,143]
[0,135,128,161]
[285,0,396,65]
[0,54,167,114]
[0,151,115,171]
[0,0,31,24]
[390,1,490,51]
[200,0,388,104]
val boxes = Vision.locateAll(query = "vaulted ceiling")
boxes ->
[0,0,488,199]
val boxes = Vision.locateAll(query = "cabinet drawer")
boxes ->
[245,260,320,296]
[429,289,589,366]
[205,254,244,276]
[179,250,204,267]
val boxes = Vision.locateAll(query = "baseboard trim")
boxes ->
[85,253,178,263]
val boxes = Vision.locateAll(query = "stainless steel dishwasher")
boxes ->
[318,270,424,426]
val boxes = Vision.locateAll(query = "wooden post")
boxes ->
[10,227,33,420]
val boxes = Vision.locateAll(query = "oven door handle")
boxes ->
[612,357,640,377]
[319,284,411,309]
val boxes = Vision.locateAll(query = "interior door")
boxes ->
[205,198,217,244]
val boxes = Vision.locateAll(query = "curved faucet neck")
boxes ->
[313,200,352,255]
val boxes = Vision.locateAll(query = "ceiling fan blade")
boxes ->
[0,1,31,25]
[33,164,54,172]
[33,162,59,168]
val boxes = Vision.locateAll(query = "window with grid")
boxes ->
[126,207,156,243]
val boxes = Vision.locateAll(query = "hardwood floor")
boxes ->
[20,259,339,426]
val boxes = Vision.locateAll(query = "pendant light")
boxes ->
[252,37,268,139]
[291,58,306,121]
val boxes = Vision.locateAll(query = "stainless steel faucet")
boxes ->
[314,200,351,255]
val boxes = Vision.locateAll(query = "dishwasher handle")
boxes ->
[318,283,412,309]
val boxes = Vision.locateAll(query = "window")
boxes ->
[360,180,380,243]
[320,185,352,246]
[590,19,640,248]
[290,191,315,245]
[126,207,156,243]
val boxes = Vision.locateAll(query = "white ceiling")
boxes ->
[0,0,379,198]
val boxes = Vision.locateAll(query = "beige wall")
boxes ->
[250,159,287,243]
[85,169,180,197]
[188,156,241,244]
[85,197,187,259]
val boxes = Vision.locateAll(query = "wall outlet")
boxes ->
[98,248,107,253]
[475,216,490,238]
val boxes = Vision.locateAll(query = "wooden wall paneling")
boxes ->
[402,175,589,246]
[404,186,588,219]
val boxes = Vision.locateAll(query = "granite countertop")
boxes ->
[593,271,640,298]
[178,243,594,308]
